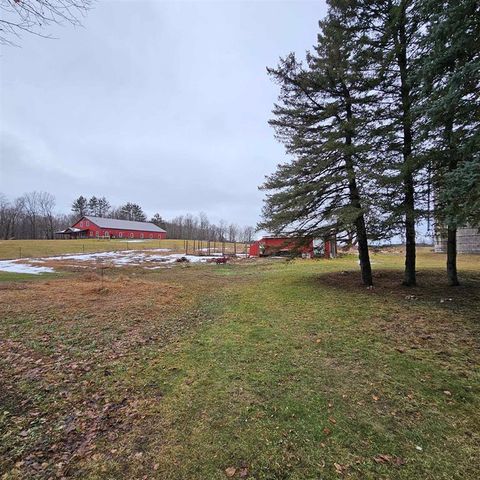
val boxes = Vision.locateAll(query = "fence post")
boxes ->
[234,241,236,255]
[222,242,225,256]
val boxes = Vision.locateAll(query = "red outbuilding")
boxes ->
[249,235,337,258]
[56,216,167,240]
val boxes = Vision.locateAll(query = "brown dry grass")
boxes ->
[0,268,233,479]
[1,272,181,318]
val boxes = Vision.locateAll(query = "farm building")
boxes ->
[434,226,480,254]
[56,216,167,240]
[249,235,337,258]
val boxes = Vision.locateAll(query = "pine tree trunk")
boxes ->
[403,190,416,286]
[444,109,459,286]
[395,3,416,286]
[355,215,373,286]
[344,88,373,286]
[446,226,459,286]
[345,166,373,286]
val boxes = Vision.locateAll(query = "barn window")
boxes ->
[119,232,123,238]
[80,221,83,227]
[105,231,109,237]
[86,221,89,227]
[140,233,144,239]
[150,234,153,239]
[130,233,134,238]
[90,231,93,237]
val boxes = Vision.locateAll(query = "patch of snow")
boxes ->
[116,239,148,243]
[0,260,54,275]
[26,250,223,268]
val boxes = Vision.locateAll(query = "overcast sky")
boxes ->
[0,0,326,227]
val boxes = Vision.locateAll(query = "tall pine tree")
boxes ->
[71,195,89,217]
[419,0,480,285]
[260,0,375,286]
[353,0,424,285]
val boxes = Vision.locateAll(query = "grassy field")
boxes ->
[0,239,249,260]
[0,249,479,479]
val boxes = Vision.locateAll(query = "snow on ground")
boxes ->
[0,260,54,275]
[0,249,229,274]
[116,239,149,243]
[0,243,251,275]
[38,248,172,264]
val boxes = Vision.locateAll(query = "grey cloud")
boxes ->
[1,0,326,227]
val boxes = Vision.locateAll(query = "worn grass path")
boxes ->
[1,252,479,479]
[82,255,479,479]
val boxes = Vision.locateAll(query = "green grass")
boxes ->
[0,271,60,282]
[0,238,249,260]
[1,251,479,479]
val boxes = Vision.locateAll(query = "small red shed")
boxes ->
[56,216,167,240]
[249,235,336,258]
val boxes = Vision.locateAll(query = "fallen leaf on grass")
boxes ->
[225,466,236,477]
[373,454,406,466]
[334,462,348,474]
[323,427,332,435]
[372,395,380,401]
[443,390,452,396]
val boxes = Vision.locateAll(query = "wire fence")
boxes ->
[0,239,251,261]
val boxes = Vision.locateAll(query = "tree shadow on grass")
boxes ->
[311,268,480,354]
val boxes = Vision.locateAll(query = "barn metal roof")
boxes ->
[84,216,166,233]
[56,227,86,234]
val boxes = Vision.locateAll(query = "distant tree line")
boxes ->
[0,192,255,242]
[150,212,255,243]
[0,192,69,240]
[260,0,479,287]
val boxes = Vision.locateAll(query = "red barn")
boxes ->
[249,235,337,258]
[56,216,167,240]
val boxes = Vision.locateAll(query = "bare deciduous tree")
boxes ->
[38,191,56,238]
[0,0,92,46]
[228,223,239,242]
[241,226,255,243]
[22,191,41,239]
[0,194,23,239]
